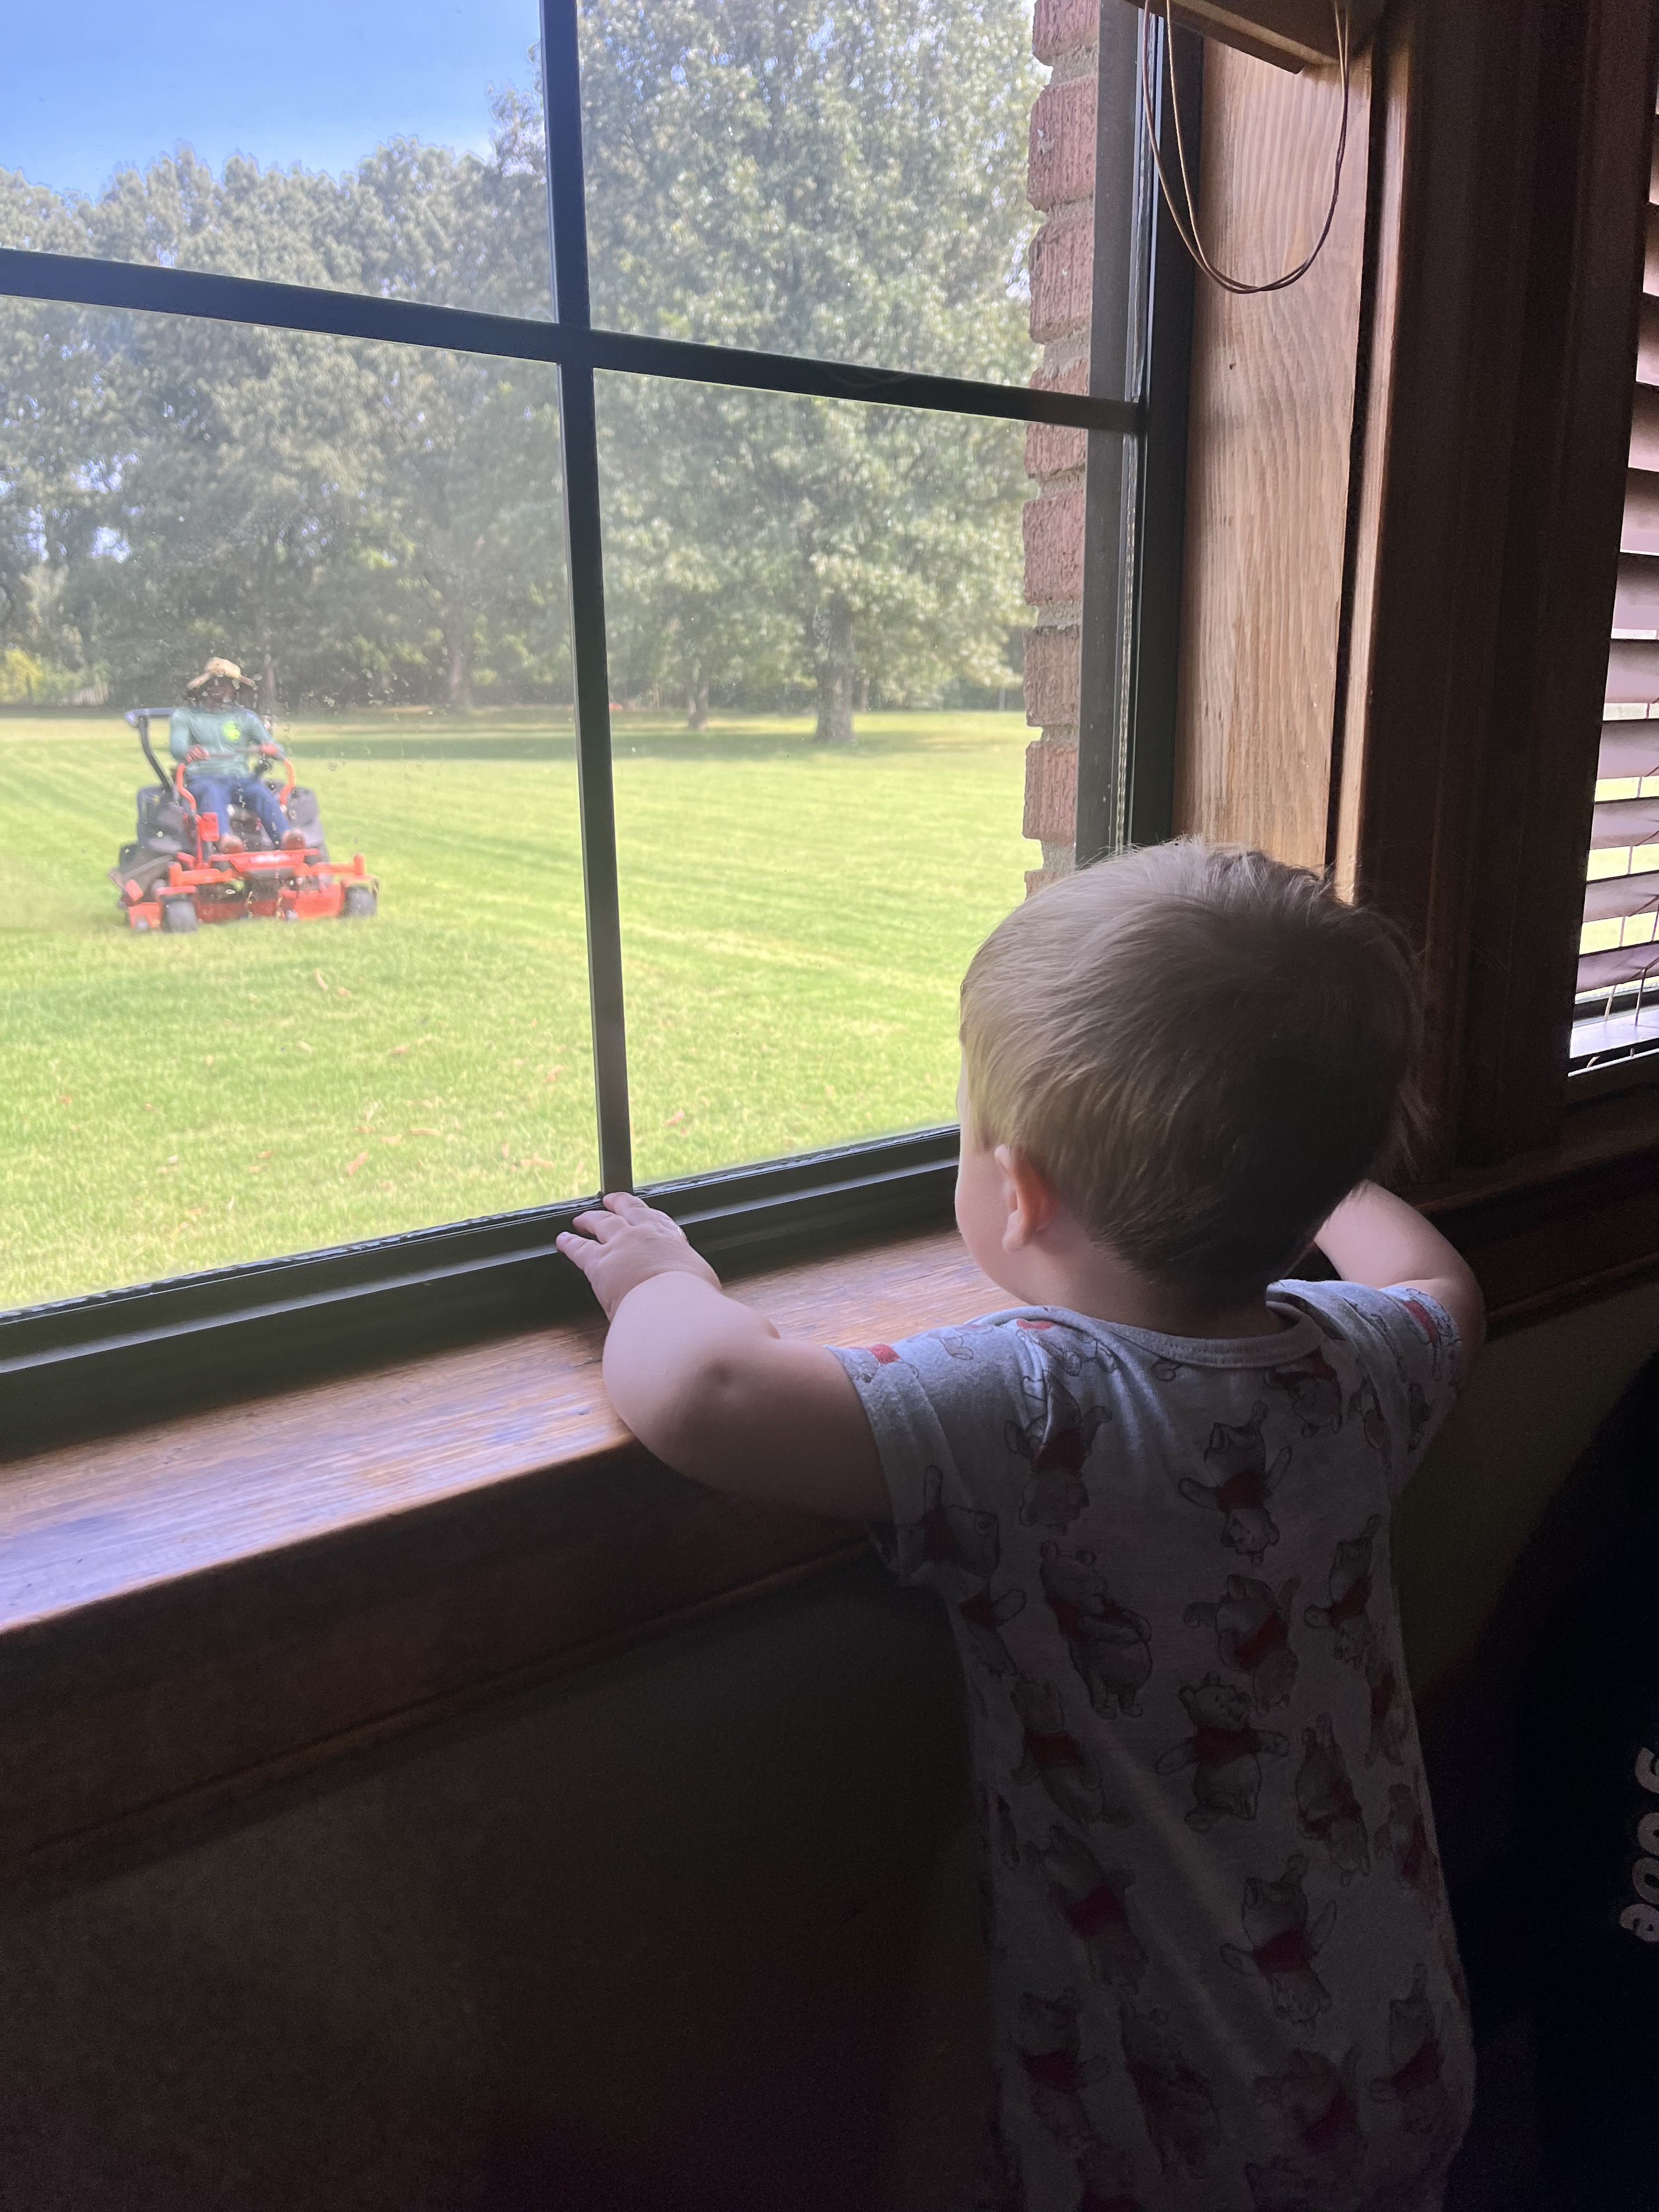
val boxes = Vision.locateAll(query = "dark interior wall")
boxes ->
[1395,1275,1659,1700]
[3,1278,1658,2212]
[0,1566,988,2212]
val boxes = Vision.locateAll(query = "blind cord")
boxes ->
[1138,1,1354,296]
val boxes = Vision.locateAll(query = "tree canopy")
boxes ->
[0,2,1038,734]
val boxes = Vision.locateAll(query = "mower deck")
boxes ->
[119,843,377,932]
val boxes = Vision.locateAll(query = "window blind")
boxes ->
[1574,108,1659,1058]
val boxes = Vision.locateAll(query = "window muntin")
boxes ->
[1,3,553,320]
[0,0,1153,1330]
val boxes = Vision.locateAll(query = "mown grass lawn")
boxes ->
[0,707,1030,1310]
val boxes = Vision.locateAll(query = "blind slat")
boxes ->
[1647,200,1659,294]
[1592,792,1659,845]
[1578,941,1659,993]
[1624,466,1659,550]
[1583,871,1659,922]
[1640,293,1659,385]
[1614,549,1659,625]
[1598,717,1659,778]
[1632,388,1659,469]
[1603,637,1659,700]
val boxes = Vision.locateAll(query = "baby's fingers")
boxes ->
[602,1190,669,1227]
[555,1229,598,1274]
[571,1206,626,1241]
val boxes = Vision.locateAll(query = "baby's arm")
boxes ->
[1314,1182,1485,1376]
[558,1193,889,1518]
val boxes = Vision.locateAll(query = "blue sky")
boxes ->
[5,0,542,198]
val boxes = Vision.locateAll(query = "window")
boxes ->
[0,1,1181,1403]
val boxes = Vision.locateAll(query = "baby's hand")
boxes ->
[557,1192,721,1321]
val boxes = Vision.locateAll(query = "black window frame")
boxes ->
[0,0,1195,1449]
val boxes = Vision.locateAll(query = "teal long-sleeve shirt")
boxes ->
[168,707,281,785]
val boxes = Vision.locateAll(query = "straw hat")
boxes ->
[184,657,256,695]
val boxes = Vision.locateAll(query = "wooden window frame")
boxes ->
[1339,0,1659,1171]
[1172,0,1659,1293]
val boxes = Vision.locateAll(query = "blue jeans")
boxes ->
[191,775,288,846]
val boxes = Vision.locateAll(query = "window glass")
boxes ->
[0,303,592,1310]
[580,0,1046,382]
[596,372,1031,1182]
[1,2,551,319]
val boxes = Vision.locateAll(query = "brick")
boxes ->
[1029,208,1093,345]
[1025,864,1075,899]
[1026,419,1088,479]
[1023,733,1079,843]
[1033,0,1098,64]
[1023,625,1081,729]
[1023,487,1086,605]
[1028,76,1097,212]
[1033,354,1091,398]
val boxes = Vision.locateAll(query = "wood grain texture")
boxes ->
[1420,1098,1659,1325]
[0,1233,997,1638]
[0,1229,1001,1892]
[1452,0,1659,1162]
[1171,40,1370,866]
[1328,0,1541,1159]
[1331,0,1659,1168]
[1136,0,1387,72]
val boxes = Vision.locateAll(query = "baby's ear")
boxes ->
[995,1144,1064,1248]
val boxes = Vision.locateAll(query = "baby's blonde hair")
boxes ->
[960,841,1423,1299]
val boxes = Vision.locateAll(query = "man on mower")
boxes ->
[168,658,296,849]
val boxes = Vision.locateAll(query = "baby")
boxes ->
[560,840,1481,2212]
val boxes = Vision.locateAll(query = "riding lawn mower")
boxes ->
[110,710,379,933]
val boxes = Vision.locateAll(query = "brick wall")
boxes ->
[1022,0,1097,896]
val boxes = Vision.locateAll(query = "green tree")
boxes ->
[574,0,1040,738]
[75,159,381,712]
[0,137,568,714]
[341,138,569,710]
[0,173,111,691]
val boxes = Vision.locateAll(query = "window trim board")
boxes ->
[0,1130,962,1459]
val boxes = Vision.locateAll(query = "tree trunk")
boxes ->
[444,617,473,712]
[855,671,870,714]
[260,645,278,724]
[812,599,856,744]
[686,677,710,730]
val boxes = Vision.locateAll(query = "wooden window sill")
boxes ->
[0,1228,1003,1901]
[1415,1085,1659,1326]
[8,1102,1659,1905]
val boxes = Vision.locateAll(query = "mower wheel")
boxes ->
[341,884,377,920]
[161,899,199,934]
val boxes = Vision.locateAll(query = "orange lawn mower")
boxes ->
[110,709,379,934]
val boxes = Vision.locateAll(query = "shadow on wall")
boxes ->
[0,1565,987,2212]
[1397,1273,1659,1699]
